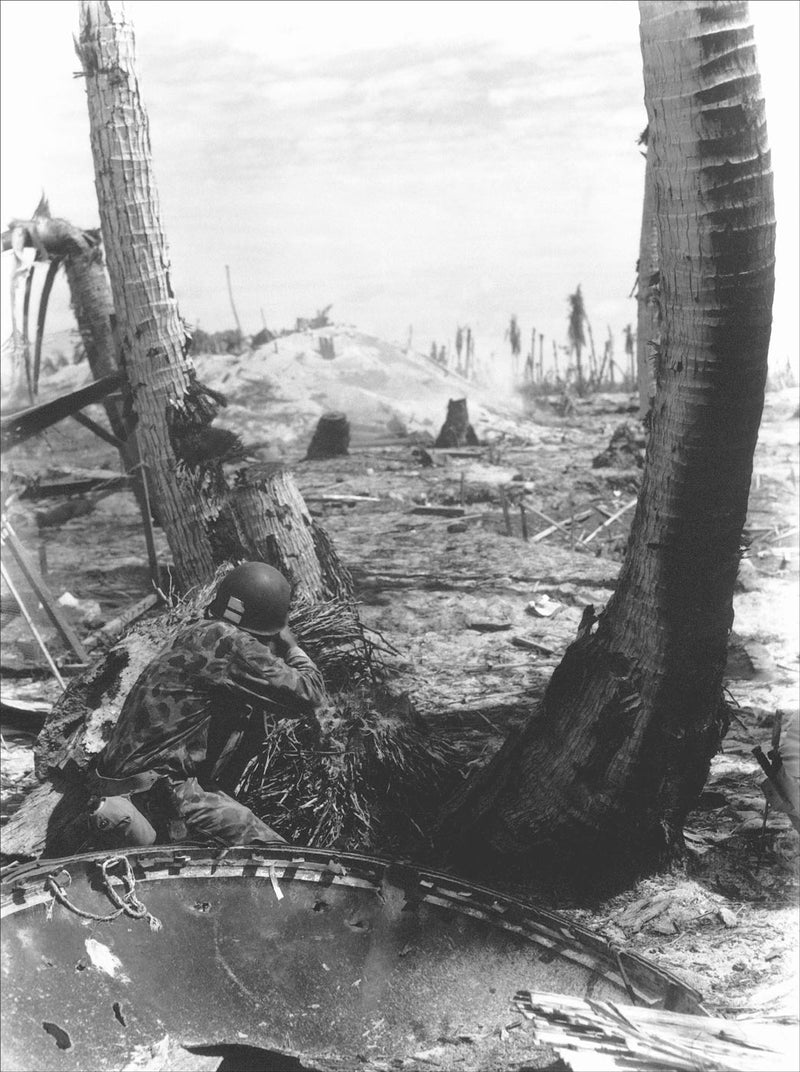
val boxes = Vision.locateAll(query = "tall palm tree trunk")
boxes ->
[61,244,141,473]
[442,0,774,869]
[637,135,660,416]
[77,0,218,589]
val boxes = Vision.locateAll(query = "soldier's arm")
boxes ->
[227,631,327,716]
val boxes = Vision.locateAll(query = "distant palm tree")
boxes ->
[567,285,587,393]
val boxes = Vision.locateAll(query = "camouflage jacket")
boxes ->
[97,619,326,783]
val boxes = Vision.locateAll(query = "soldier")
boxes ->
[89,562,327,848]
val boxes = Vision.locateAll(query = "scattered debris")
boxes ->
[410,505,465,518]
[36,497,94,528]
[592,421,646,468]
[514,990,799,1071]
[525,595,562,618]
[57,591,104,629]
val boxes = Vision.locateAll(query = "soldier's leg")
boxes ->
[169,778,286,845]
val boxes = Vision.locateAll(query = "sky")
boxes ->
[1,0,797,378]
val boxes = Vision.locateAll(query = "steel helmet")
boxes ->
[207,562,291,636]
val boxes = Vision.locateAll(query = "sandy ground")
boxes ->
[1,330,798,1033]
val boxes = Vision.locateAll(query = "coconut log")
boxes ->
[215,464,354,604]
[434,398,480,448]
[305,411,350,460]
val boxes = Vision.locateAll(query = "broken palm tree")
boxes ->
[305,411,350,460]
[434,397,480,448]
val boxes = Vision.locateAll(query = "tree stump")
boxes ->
[219,464,354,604]
[305,412,350,460]
[434,398,480,448]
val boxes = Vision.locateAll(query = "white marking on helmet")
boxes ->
[222,595,245,624]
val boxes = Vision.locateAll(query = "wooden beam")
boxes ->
[71,410,126,450]
[0,373,123,450]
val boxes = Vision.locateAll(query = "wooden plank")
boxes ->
[84,593,161,652]
[305,494,381,504]
[18,473,131,500]
[409,505,465,517]
[0,373,123,450]
[582,497,638,544]
[71,410,126,450]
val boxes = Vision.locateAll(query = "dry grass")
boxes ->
[236,687,462,853]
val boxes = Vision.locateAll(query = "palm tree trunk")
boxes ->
[61,245,140,474]
[637,137,660,416]
[442,0,774,870]
[212,466,354,604]
[78,1,218,589]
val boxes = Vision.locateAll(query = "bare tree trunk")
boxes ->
[637,136,660,416]
[225,263,244,347]
[61,245,140,474]
[78,0,218,589]
[216,466,354,604]
[442,0,774,872]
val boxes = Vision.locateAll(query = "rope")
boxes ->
[45,855,162,931]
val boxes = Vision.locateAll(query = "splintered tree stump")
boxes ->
[434,398,480,448]
[306,412,350,460]
[219,464,354,603]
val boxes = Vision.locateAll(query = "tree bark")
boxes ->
[442,0,774,870]
[213,465,354,604]
[77,1,218,589]
[637,136,660,416]
[61,243,142,478]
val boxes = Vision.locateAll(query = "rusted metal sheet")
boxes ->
[1,846,704,1071]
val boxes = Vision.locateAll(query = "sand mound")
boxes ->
[5,324,529,452]
[193,326,524,451]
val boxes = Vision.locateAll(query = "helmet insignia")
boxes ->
[222,595,245,624]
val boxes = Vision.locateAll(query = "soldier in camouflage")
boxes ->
[90,563,327,848]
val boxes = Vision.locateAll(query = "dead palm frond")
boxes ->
[235,688,462,853]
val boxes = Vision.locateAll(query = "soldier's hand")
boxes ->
[275,626,298,655]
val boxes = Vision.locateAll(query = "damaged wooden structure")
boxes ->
[1,374,162,681]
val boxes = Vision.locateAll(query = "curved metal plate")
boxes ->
[1,846,703,1071]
